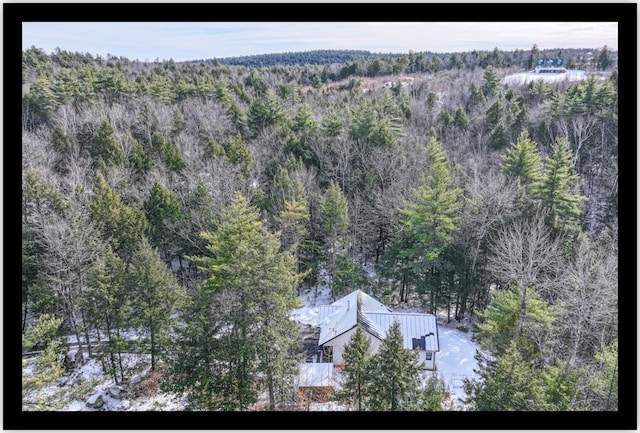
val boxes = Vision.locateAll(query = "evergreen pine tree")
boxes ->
[144,179,182,262]
[464,342,548,411]
[366,320,425,411]
[181,192,302,410]
[476,285,556,356]
[91,120,126,167]
[481,65,500,99]
[397,136,463,308]
[321,181,349,299]
[453,106,469,130]
[335,326,372,411]
[534,137,586,233]
[89,172,148,261]
[87,245,130,383]
[128,237,184,371]
[501,130,543,195]
[22,313,65,389]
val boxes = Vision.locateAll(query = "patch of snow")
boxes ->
[363,263,377,280]
[502,69,592,85]
[308,401,347,411]
[25,261,484,412]
[78,358,106,381]
[290,305,319,327]
[436,325,481,409]
[296,363,335,387]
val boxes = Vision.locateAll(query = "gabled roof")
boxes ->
[317,290,439,352]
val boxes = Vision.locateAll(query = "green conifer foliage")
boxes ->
[321,105,345,137]
[501,130,543,194]
[151,130,185,172]
[453,107,469,130]
[322,181,349,243]
[321,181,349,297]
[464,342,548,410]
[476,286,556,356]
[22,314,65,389]
[89,173,148,261]
[223,133,252,175]
[397,136,463,306]
[87,246,130,383]
[144,179,182,261]
[481,65,500,99]
[128,237,184,371]
[588,339,618,410]
[247,90,286,136]
[335,326,372,411]
[366,321,425,411]
[181,192,302,410]
[91,120,126,167]
[534,137,586,232]
[129,137,151,171]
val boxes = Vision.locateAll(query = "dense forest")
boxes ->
[197,49,404,67]
[21,43,618,412]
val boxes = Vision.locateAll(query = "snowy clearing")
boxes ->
[502,69,603,86]
[23,263,482,411]
[290,274,482,410]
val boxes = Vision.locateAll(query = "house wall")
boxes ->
[324,327,437,370]
[324,327,382,366]
[421,350,436,371]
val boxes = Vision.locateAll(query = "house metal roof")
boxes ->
[317,290,439,352]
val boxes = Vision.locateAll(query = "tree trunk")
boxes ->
[81,310,93,357]
[267,370,276,411]
[22,298,29,332]
[150,327,156,370]
[104,321,118,383]
[516,285,529,336]
[569,320,584,366]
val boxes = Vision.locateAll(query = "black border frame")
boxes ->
[5,2,636,430]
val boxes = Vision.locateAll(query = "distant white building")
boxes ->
[317,290,439,370]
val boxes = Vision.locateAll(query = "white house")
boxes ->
[317,290,439,370]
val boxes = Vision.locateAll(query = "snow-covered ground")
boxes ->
[290,267,482,410]
[23,262,482,411]
[436,325,480,409]
[502,69,599,86]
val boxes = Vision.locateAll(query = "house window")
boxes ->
[425,352,433,361]
[322,345,333,363]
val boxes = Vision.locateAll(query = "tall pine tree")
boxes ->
[178,192,302,410]
[128,237,184,371]
[366,320,428,411]
[396,136,463,308]
[534,137,586,234]
[335,326,372,411]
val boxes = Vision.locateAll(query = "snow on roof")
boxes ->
[297,363,334,387]
[318,290,390,345]
[317,290,438,351]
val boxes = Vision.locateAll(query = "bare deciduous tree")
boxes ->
[487,211,562,335]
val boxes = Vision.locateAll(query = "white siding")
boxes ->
[324,327,382,366]
[324,328,436,370]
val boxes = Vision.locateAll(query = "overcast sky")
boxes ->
[22,22,618,62]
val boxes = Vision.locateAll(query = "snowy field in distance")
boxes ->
[502,69,591,86]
